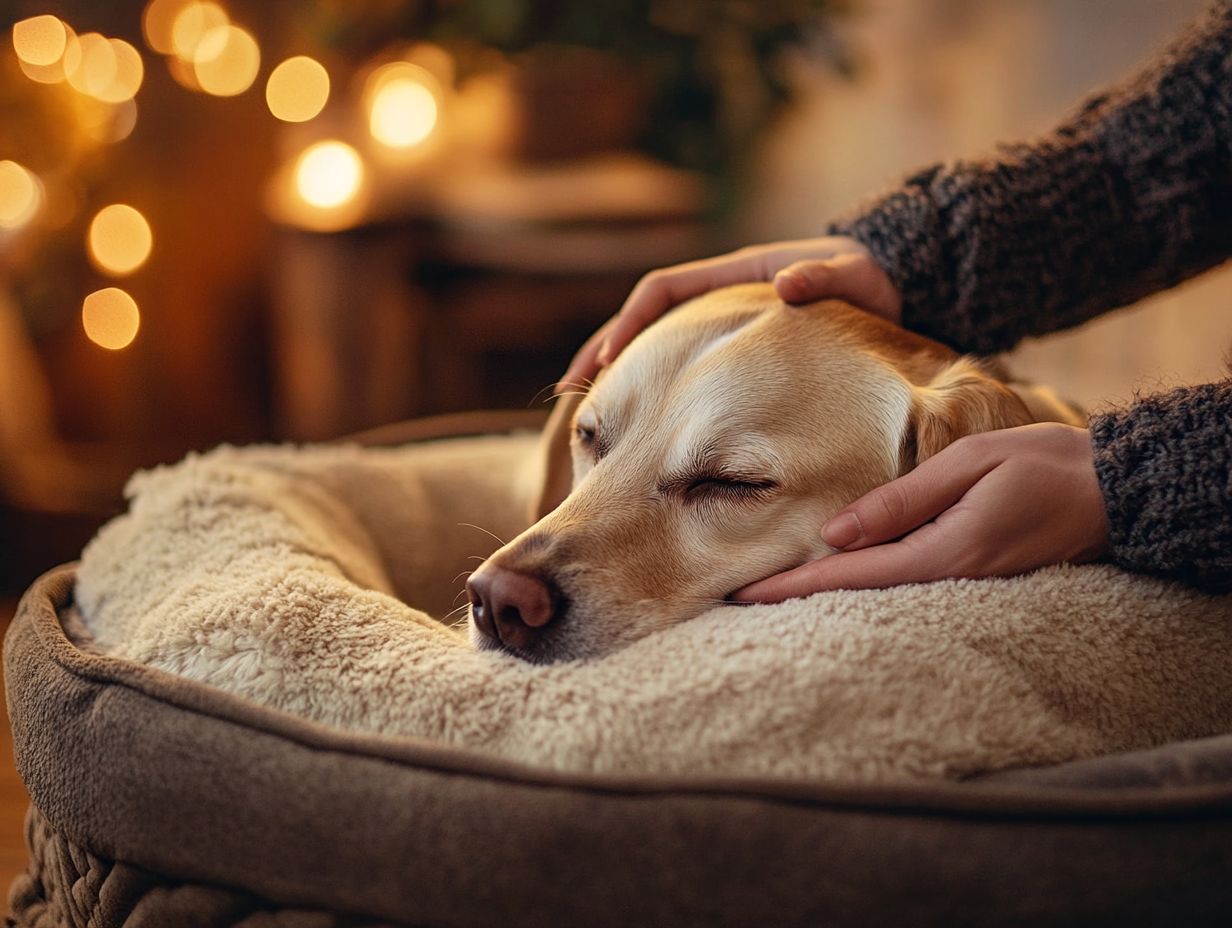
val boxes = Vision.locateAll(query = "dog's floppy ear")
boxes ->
[531,388,587,521]
[904,358,1035,467]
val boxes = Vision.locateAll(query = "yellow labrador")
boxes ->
[467,283,1082,663]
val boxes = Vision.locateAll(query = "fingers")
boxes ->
[598,255,775,366]
[733,529,949,602]
[822,438,999,552]
[773,253,903,323]
[558,237,904,391]
[558,260,735,392]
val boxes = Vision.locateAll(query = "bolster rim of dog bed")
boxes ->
[8,565,1232,927]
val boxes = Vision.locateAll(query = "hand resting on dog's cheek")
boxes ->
[732,424,1111,602]
[557,236,902,392]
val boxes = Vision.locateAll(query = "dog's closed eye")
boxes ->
[682,475,777,502]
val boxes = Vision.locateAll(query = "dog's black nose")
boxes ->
[466,566,559,651]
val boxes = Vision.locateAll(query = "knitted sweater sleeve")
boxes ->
[1090,380,1232,593]
[827,0,1232,356]
[826,3,1232,592]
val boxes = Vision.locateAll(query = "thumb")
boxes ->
[773,253,901,322]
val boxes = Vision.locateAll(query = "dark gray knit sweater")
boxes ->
[829,0,1232,593]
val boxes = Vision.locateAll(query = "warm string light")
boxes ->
[11,6,460,350]
[365,63,441,149]
[294,141,364,209]
[12,15,67,66]
[82,287,141,350]
[265,56,329,122]
[193,24,260,96]
[88,204,153,276]
[171,1,228,60]
[13,17,73,83]
[0,161,43,231]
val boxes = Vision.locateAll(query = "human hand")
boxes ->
[558,236,902,391]
[733,424,1110,602]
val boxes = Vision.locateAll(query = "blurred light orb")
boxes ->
[64,32,117,97]
[12,15,67,66]
[88,204,153,275]
[294,141,364,209]
[367,64,439,148]
[0,161,42,231]
[18,21,75,83]
[143,0,194,55]
[82,288,140,351]
[171,1,228,60]
[193,25,260,97]
[92,39,144,103]
[266,56,330,122]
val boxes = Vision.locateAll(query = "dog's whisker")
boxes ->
[466,555,488,564]
[529,382,566,406]
[450,569,476,586]
[457,522,508,547]
[442,603,472,628]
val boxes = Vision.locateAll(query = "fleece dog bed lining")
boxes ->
[67,424,1232,782]
[8,413,1232,924]
[9,567,1232,926]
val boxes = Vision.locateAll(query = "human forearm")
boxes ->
[830,1,1232,354]
[1091,379,1232,594]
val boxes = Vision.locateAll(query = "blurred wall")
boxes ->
[745,0,1227,412]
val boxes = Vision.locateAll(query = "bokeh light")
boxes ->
[171,1,228,60]
[193,24,260,97]
[12,15,68,66]
[0,161,42,231]
[142,0,194,55]
[64,32,117,97]
[366,63,440,148]
[16,20,75,83]
[82,288,141,350]
[265,56,330,122]
[87,204,153,275]
[294,141,364,209]
[93,39,145,103]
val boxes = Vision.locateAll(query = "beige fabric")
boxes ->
[75,434,1232,782]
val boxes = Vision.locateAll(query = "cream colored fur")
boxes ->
[76,431,1232,782]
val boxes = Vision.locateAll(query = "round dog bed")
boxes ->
[6,414,1232,925]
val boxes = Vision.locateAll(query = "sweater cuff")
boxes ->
[826,166,963,350]
[1090,379,1232,593]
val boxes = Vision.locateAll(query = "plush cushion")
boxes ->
[68,431,1232,782]
[8,416,1232,924]
[8,567,1232,926]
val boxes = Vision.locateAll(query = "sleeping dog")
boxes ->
[467,283,1082,663]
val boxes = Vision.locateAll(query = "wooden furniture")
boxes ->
[268,153,714,440]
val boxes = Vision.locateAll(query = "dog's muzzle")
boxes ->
[466,564,563,654]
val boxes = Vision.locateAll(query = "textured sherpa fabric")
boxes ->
[74,433,1232,783]
[15,568,1232,927]
[828,0,1232,593]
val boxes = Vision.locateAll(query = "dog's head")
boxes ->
[467,283,1042,662]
